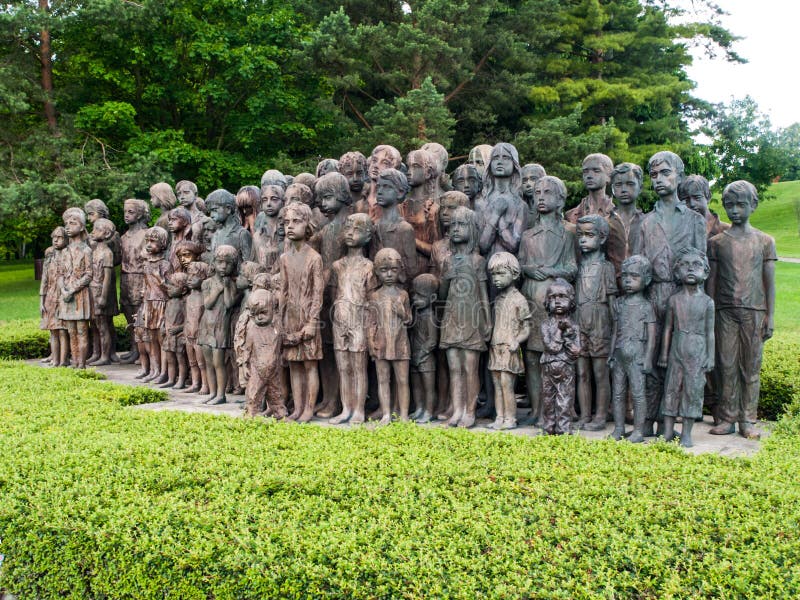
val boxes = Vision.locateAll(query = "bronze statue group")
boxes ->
[39,143,776,448]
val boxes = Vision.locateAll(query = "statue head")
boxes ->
[581,153,614,193]
[176,180,199,208]
[149,182,177,210]
[315,158,340,179]
[123,199,150,226]
[316,172,352,216]
[338,151,369,193]
[406,149,439,190]
[452,164,482,203]
[484,142,521,196]
[468,144,493,177]
[205,189,238,226]
[612,162,643,206]
[260,169,288,190]
[368,145,402,181]
[84,198,110,223]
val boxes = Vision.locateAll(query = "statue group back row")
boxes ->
[39,142,776,448]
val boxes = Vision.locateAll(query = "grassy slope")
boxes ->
[1,362,799,598]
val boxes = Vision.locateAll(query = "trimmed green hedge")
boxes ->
[2,362,800,598]
[4,322,796,418]
[0,316,130,360]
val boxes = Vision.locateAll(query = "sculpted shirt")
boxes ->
[708,228,777,311]
[565,195,627,277]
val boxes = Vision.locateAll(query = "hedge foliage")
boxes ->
[1,362,800,598]
[1,318,798,419]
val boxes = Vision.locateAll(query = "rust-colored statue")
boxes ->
[119,199,150,365]
[149,182,177,231]
[609,255,657,442]
[420,141,450,196]
[183,260,211,395]
[87,218,119,366]
[707,181,776,440]
[280,202,324,422]
[40,227,68,366]
[575,215,617,430]
[57,208,93,369]
[287,182,327,231]
[487,252,531,430]
[161,271,190,389]
[365,145,402,222]
[138,226,170,383]
[520,163,546,229]
[658,247,715,448]
[235,185,261,234]
[166,207,193,273]
[402,149,441,274]
[338,151,369,212]
[370,168,418,284]
[679,175,731,240]
[253,184,284,272]
[368,247,413,425]
[611,162,644,264]
[330,213,377,425]
[409,273,439,423]
[540,279,581,436]
[439,207,490,428]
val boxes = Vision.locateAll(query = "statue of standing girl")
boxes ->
[57,208,93,369]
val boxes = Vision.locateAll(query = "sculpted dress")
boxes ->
[280,244,324,361]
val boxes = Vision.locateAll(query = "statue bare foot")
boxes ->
[415,411,433,424]
[329,411,351,425]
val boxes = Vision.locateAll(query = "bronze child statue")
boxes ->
[520,163,546,229]
[540,279,581,436]
[120,199,150,365]
[409,273,439,424]
[57,208,93,369]
[368,247,413,425]
[611,162,644,264]
[707,180,776,440]
[161,271,190,389]
[487,252,531,430]
[608,255,657,442]
[658,247,715,448]
[40,227,68,366]
[139,226,170,383]
[575,214,617,430]
[88,218,119,366]
[183,260,212,394]
[451,164,482,210]
[370,168,418,284]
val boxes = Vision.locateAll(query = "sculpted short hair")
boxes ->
[678,175,711,201]
[294,172,317,190]
[647,151,685,179]
[205,189,237,211]
[124,198,151,222]
[315,159,339,178]
[522,163,546,179]
[62,207,87,226]
[371,145,402,166]
[186,260,212,279]
[487,251,521,280]
[213,244,240,265]
[621,254,653,286]
[545,278,576,312]
[149,182,177,210]
[167,271,189,289]
[176,180,198,195]
[577,214,609,242]
[582,153,613,176]
[84,198,110,219]
[92,218,116,237]
[673,245,709,274]
[338,151,368,175]
[248,288,276,315]
[286,182,315,206]
[412,273,439,297]
[535,176,568,205]
[345,212,374,238]
[407,149,440,181]
[175,240,203,258]
[612,162,643,187]
[374,247,403,270]
[260,169,287,189]
[378,168,410,197]
[314,172,352,206]
[168,207,192,226]
[144,226,169,249]
[722,179,758,208]
[440,190,470,208]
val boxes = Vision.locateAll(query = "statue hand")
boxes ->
[508,340,518,353]
[761,318,774,341]
[300,323,316,341]
[607,356,616,370]
[533,269,547,281]
[657,355,667,369]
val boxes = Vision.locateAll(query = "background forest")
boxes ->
[1,0,798,257]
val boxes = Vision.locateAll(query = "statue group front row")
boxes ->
[39,165,775,450]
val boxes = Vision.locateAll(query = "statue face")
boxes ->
[253,303,274,326]
[285,188,310,207]
[649,161,679,198]
[86,209,100,224]
[449,215,471,244]
[621,267,647,295]
[343,219,371,248]
[368,149,398,180]
[534,181,563,214]
[577,222,603,254]
[676,255,708,286]
[209,204,231,225]
[64,217,84,238]
[582,159,609,192]
[145,237,164,255]
[490,266,514,291]
[176,249,195,269]
[468,146,487,175]
[547,288,571,315]
[376,260,401,286]
[90,226,110,243]
[202,223,216,246]
[260,188,283,217]
[187,273,204,289]
[341,163,367,192]
[439,198,461,229]
[406,154,428,187]
[453,168,480,200]
[284,211,309,241]
[52,231,67,250]
[683,190,710,216]
[375,177,401,207]
[521,167,541,200]
[412,288,434,309]
[177,185,197,207]
[722,193,753,226]
[612,171,641,205]
[319,190,344,216]
[489,148,514,178]
[168,213,189,233]
[124,204,143,225]
[214,255,236,277]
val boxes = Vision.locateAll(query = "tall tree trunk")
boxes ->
[39,0,58,133]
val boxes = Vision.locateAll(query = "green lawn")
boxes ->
[710,179,800,258]
[0,260,43,321]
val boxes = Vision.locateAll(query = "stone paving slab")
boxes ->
[27,360,767,458]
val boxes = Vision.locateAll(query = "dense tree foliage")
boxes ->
[0,0,774,255]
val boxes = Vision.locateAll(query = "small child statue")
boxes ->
[370,168,418,284]
[367,248,413,425]
[84,198,122,267]
[120,199,150,365]
[338,151,370,211]
[611,162,644,264]
[439,206,491,428]
[166,207,194,272]
[88,218,119,366]
[232,260,268,388]
[183,260,212,394]
[161,271,190,389]
[402,149,441,274]
[409,273,439,424]
[280,202,324,423]
[487,252,531,430]
[658,247,715,448]
[139,226,170,382]
[520,163,546,229]
[40,227,68,366]
[451,164,482,210]
[239,288,286,418]
[57,208,93,369]
[365,145,403,222]
[253,184,284,271]
[540,278,581,436]
[235,185,260,234]
[679,174,730,240]
[478,142,528,259]
[330,213,377,425]
[708,180,776,440]
[608,255,657,442]
[575,214,617,430]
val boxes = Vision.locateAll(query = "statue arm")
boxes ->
[763,257,776,340]
[704,298,715,371]
[657,300,674,368]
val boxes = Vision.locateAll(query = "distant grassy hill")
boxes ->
[711,179,800,258]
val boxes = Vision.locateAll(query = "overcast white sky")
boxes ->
[685,0,798,129]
